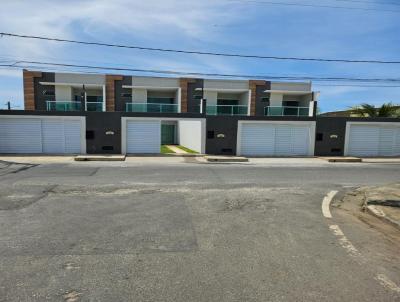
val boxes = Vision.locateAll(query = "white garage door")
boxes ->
[239,123,313,156]
[0,117,83,154]
[126,120,161,153]
[346,124,400,157]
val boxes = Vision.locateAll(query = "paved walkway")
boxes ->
[166,145,187,154]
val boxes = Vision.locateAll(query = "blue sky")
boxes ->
[0,0,399,112]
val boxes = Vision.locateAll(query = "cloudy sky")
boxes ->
[0,0,399,112]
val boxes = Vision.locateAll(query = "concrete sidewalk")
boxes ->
[0,155,399,166]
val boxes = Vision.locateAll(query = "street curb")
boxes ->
[125,154,203,158]
[75,155,126,161]
[204,156,249,163]
[366,205,400,231]
[319,157,362,163]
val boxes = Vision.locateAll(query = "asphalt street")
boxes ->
[0,157,399,301]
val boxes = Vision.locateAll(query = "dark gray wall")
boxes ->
[115,76,132,112]
[206,116,238,155]
[85,112,122,154]
[314,117,346,156]
[34,72,55,111]
[187,79,204,113]
[255,81,271,116]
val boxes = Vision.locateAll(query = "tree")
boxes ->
[350,102,399,117]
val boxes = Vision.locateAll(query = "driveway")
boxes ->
[0,157,399,301]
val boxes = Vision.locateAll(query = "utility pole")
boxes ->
[4,101,20,110]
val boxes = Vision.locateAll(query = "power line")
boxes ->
[1,32,400,65]
[331,0,400,7]
[315,83,400,88]
[2,61,400,84]
[4,63,400,87]
[229,0,400,12]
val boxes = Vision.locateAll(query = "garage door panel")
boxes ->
[0,119,42,153]
[291,127,310,155]
[347,124,400,157]
[126,120,161,153]
[42,120,65,153]
[396,129,400,152]
[239,123,312,156]
[240,124,275,156]
[275,126,293,155]
[64,120,82,153]
[0,117,83,154]
[348,126,379,156]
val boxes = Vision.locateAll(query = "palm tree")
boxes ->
[350,102,399,117]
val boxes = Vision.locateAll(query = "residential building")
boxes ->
[23,70,319,117]
[1,70,398,158]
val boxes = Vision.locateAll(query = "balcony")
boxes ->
[206,105,248,116]
[264,106,309,116]
[46,101,81,111]
[126,103,179,113]
[46,101,104,112]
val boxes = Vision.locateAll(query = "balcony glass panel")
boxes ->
[46,101,81,111]
[206,105,248,116]
[264,106,309,116]
[126,103,178,113]
[86,102,103,112]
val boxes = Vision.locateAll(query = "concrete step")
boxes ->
[75,155,126,161]
[204,156,248,163]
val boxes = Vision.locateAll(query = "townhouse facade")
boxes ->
[22,70,318,117]
[0,70,399,158]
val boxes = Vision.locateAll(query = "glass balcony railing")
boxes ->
[46,101,104,112]
[206,105,248,116]
[126,103,178,113]
[86,102,103,112]
[264,106,309,116]
[46,101,81,111]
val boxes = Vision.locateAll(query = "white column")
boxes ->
[177,88,181,113]
[247,89,251,116]
[102,85,106,112]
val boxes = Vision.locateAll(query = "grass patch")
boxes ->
[176,145,198,154]
[160,145,175,154]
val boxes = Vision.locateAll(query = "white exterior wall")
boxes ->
[132,76,179,88]
[271,82,311,92]
[55,73,105,85]
[269,93,283,106]
[240,91,250,106]
[55,86,72,101]
[204,91,218,106]
[121,117,205,154]
[178,120,205,153]
[132,88,147,103]
[204,79,249,90]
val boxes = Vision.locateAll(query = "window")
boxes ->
[217,99,239,106]
[283,101,299,107]
[87,95,103,102]
[147,97,174,104]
